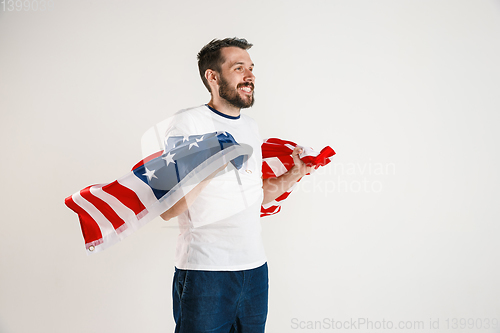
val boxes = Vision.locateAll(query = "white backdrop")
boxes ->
[1,1,500,332]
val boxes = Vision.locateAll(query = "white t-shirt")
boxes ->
[165,104,266,271]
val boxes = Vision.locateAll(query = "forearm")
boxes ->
[160,164,227,221]
[160,180,208,221]
[262,165,304,205]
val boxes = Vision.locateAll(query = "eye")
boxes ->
[235,67,243,72]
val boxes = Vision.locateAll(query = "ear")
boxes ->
[205,69,219,93]
[205,69,218,84]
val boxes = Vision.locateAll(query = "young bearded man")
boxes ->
[161,38,312,333]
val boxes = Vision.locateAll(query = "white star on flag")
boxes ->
[182,135,190,142]
[162,152,175,166]
[189,141,199,149]
[196,136,204,142]
[218,131,228,136]
[143,167,158,181]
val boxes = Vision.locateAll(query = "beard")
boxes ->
[218,75,255,109]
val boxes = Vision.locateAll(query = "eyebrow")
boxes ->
[230,61,255,68]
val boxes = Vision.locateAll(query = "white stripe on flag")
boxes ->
[302,146,319,158]
[71,192,116,238]
[89,184,138,225]
[265,157,288,178]
[262,199,279,210]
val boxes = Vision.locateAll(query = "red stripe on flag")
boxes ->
[261,205,281,216]
[262,162,276,179]
[102,180,146,216]
[275,189,293,202]
[80,187,125,230]
[262,143,295,159]
[65,194,103,245]
[314,146,336,165]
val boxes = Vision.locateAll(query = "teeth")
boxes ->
[240,87,252,92]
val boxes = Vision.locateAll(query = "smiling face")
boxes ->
[216,47,255,109]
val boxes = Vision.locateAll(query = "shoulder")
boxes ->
[172,105,207,121]
[169,105,209,127]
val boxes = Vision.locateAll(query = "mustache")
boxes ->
[237,82,254,90]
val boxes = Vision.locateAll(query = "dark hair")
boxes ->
[197,37,253,92]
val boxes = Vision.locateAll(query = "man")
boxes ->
[161,38,312,333]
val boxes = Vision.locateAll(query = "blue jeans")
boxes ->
[172,263,268,333]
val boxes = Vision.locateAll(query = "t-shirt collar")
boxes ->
[205,104,241,120]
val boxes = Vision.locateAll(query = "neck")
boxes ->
[208,97,241,118]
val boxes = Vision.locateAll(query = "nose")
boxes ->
[244,68,255,82]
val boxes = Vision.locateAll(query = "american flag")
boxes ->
[65,134,334,254]
[260,138,335,217]
[65,131,251,254]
